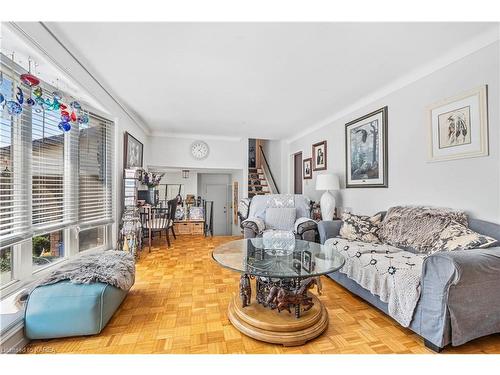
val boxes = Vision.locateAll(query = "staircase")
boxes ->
[248,167,272,198]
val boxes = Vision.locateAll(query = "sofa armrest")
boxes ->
[241,217,265,237]
[318,220,342,244]
[294,217,317,235]
[420,247,500,347]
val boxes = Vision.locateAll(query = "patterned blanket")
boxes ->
[325,238,425,327]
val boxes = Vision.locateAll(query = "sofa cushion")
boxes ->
[339,212,382,243]
[378,206,468,254]
[430,220,498,253]
[265,207,296,231]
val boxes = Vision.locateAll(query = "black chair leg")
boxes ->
[165,228,171,248]
[171,226,176,239]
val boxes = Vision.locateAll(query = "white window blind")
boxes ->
[1,69,31,247]
[78,113,113,227]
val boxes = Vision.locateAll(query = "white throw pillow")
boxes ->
[265,207,296,231]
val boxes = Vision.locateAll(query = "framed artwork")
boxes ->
[303,158,312,179]
[428,85,488,162]
[312,140,327,171]
[345,106,388,188]
[124,132,144,169]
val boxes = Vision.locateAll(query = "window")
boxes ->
[0,246,13,287]
[32,230,65,272]
[78,114,113,226]
[79,226,105,252]
[0,53,114,293]
[0,73,30,246]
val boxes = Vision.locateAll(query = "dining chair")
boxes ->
[166,198,178,242]
[141,207,170,248]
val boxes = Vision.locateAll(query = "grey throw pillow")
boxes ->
[339,212,382,243]
[265,207,296,231]
[430,220,498,253]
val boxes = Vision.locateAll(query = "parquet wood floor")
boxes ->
[25,235,500,354]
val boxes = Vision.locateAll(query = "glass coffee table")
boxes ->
[212,237,344,346]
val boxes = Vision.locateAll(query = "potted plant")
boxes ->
[138,171,164,205]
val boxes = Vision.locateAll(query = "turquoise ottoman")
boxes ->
[25,280,129,340]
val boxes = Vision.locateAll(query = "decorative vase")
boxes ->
[147,187,156,205]
[320,190,336,221]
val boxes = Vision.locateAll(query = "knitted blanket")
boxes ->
[326,238,425,327]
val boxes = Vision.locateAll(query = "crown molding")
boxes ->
[286,25,500,144]
[9,22,151,135]
[149,131,243,142]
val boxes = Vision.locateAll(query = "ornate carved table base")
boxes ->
[231,275,328,346]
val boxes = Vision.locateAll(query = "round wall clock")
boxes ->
[190,140,210,160]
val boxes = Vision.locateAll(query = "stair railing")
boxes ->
[258,145,280,194]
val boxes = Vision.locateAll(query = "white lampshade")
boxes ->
[316,173,340,191]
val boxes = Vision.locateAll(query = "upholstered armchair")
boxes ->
[238,194,318,242]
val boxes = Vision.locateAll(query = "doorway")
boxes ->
[293,152,303,194]
[199,174,231,235]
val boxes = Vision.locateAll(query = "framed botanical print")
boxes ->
[303,158,312,179]
[312,140,327,171]
[124,132,144,169]
[345,106,388,188]
[428,85,488,162]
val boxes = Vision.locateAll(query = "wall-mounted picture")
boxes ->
[124,132,144,169]
[345,106,388,188]
[312,140,327,171]
[428,85,488,162]
[303,158,312,179]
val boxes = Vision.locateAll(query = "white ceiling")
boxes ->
[47,22,497,140]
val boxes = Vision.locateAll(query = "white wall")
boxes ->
[286,42,500,223]
[148,135,246,170]
[158,171,198,197]
[11,22,151,244]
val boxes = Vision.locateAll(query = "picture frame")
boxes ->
[428,85,488,162]
[124,132,144,169]
[302,250,312,273]
[303,158,312,179]
[345,106,388,188]
[312,140,327,171]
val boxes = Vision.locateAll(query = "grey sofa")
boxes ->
[239,194,318,242]
[319,214,500,352]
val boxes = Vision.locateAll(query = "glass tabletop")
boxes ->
[212,238,345,278]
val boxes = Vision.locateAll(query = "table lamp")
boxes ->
[316,173,340,221]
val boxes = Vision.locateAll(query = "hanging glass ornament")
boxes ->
[33,86,43,98]
[52,100,60,110]
[0,92,5,108]
[52,91,63,101]
[70,111,77,122]
[61,113,70,122]
[61,110,70,117]
[34,104,43,113]
[20,73,40,87]
[70,101,81,110]
[27,97,35,106]
[6,101,22,115]
[59,103,67,110]
[16,87,24,104]
[58,121,71,132]
[77,113,89,125]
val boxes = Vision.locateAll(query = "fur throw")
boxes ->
[378,206,468,253]
[39,250,135,290]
